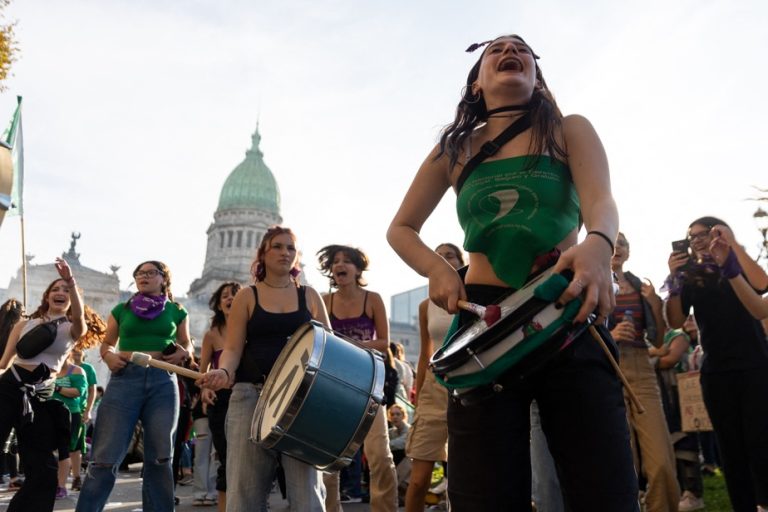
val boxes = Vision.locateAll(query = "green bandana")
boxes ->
[456,155,579,288]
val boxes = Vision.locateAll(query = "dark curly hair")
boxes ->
[436,34,566,171]
[209,281,243,331]
[317,244,369,288]
[0,298,23,352]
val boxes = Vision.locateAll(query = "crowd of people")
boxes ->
[0,32,767,512]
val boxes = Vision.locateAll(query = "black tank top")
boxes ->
[235,285,312,383]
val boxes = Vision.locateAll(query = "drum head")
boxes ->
[437,269,555,360]
[258,325,317,441]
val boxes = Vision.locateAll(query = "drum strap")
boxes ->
[456,111,532,193]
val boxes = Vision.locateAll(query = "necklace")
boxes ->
[262,279,292,289]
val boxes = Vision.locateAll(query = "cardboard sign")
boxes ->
[676,371,713,432]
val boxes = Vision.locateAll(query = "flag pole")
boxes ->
[20,215,27,307]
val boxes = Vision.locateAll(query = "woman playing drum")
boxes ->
[199,226,330,512]
[316,244,398,512]
[387,34,638,510]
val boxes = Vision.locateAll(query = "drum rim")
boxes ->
[251,321,325,449]
[430,296,550,374]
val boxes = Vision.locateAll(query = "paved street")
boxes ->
[0,463,405,511]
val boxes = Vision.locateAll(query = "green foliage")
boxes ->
[702,471,731,511]
[0,0,17,90]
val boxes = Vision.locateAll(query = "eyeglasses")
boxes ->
[687,230,711,242]
[134,269,164,278]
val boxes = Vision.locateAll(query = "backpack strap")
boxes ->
[456,111,532,193]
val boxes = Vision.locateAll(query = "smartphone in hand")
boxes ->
[671,239,689,254]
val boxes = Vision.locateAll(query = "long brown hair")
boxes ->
[250,226,301,283]
[75,304,107,351]
[436,35,566,171]
[30,279,74,320]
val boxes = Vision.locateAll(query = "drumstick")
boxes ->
[588,326,645,414]
[130,352,201,380]
[458,300,502,326]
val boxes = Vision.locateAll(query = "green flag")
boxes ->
[2,96,23,216]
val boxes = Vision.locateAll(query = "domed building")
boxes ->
[185,126,283,337]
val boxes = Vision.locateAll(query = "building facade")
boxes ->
[185,126,283,339]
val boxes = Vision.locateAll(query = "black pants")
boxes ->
[0,369,59,512]
[701,368,768,511]
[447,285,639,512]
[207,388,230,492]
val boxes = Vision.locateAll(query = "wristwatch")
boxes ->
[55,385,61,393]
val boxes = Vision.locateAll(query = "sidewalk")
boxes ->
[0,463,403,511]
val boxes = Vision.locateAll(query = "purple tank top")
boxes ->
[329,291,376,342]
[211,349,222,369]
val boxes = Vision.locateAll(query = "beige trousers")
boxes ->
[619,344,680,512]
[324,405,398,512]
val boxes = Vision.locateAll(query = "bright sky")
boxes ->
[1,0,767,307]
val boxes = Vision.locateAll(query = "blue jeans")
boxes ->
[530,400,564,512]
[75,363,179,512]
[192,417,218,500]
[225,383,325,512]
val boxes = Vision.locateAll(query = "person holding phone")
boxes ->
[665,217,768,512]
[609,233,679,511]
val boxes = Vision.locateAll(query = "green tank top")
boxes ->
[456,155,579,288]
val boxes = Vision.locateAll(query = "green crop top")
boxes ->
[111,300,188,352]
[456,155,579,288]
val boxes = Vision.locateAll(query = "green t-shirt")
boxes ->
[79,361,98,410]
[53,372,88,414]
[111,300,188,352]
[663,328,692,373]
[457,155,579,288]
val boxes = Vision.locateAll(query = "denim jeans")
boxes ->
[192,417,218,500]
[225,383,325,512]
[75,363,179,512]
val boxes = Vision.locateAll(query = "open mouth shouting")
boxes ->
[498,57,523,72]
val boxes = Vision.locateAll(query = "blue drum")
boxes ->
[251,320,385,470]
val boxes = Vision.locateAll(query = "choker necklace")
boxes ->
[486,104,530,117]
[262,279,292,289]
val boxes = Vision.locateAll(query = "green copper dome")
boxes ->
[217,128,281,213]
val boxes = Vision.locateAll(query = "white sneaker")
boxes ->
[430,479,447,495]
[678,491,705,511]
